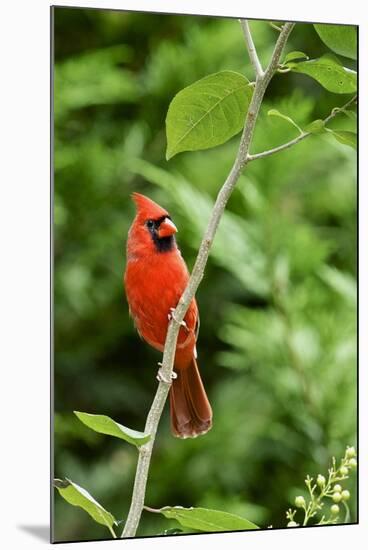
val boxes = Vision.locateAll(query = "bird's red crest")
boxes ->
[132,192,169,221]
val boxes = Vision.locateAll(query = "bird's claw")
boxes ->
[168,308,189,331]
[156,364,177,384]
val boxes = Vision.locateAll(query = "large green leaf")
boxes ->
[166,71,253,159]
[287,55,357,94]
[74,411,150,446]
[154,506,259,532]
[314,24,357,60]
[54,479,117,535]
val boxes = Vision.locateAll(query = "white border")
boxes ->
[1,1,366,549]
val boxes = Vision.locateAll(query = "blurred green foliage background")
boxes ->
[53,7,357,542]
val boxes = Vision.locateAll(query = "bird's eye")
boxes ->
[146,220,154,229]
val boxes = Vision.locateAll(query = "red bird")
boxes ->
[124,192,212,438]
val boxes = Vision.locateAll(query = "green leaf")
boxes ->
[283,51,309,63]
[74,411,150,446]
[54,478,117,534]
[305,119,326,134]
[267,109,303,134]
[154,506,259,532]
[166,71,253,159]
[326,129,357,150]
[287,55,357,94]
[314,24,357,60]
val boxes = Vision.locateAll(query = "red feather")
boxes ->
[124,193,212,438]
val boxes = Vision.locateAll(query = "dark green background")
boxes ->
[53,7,357,542]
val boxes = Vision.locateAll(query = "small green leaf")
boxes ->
[314,24,357,60]
[326,129,357,150]
[74,411,150,446]
[305,119,326,134]
[267,109,303,135]
[283,51,309,63]
[166,71,253,159]
[54,478,117,534]
[287,55,357,94]
[153,506,259,532]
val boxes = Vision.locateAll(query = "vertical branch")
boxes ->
[121,21,295,538]
[239,19,264,78]
[120,382,171,538]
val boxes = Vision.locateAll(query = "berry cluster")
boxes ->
[286,446,357,527]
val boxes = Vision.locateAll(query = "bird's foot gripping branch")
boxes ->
[156,364,177,384]
[54,19,357,539]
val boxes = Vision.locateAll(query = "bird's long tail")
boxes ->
[169,358,212,438]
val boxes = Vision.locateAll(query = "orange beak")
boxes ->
[158,217,177,238]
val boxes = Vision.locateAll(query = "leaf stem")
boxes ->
[121,21,295,539]
[108,525,117,539]
[143,505,162,514]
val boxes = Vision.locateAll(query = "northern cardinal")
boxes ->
[124,192,212,438]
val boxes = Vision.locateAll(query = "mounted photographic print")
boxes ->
[51,5,358,543]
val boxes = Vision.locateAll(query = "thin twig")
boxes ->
[248,132,309,161]
[269,22,283,32]
[239,19,264,78]
[247,94,357,162]
[121,22,295,539]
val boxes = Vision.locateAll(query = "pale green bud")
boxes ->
[340,466,349,476]
[330,504,340,516]
[348,458,357,469]
[332,492,342,503]
[333,484,342,492]
[295,496,306,508]
[341,490,350,501]
[287,521,298,527]
[346,446,356,459]
[317,474,326,487]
